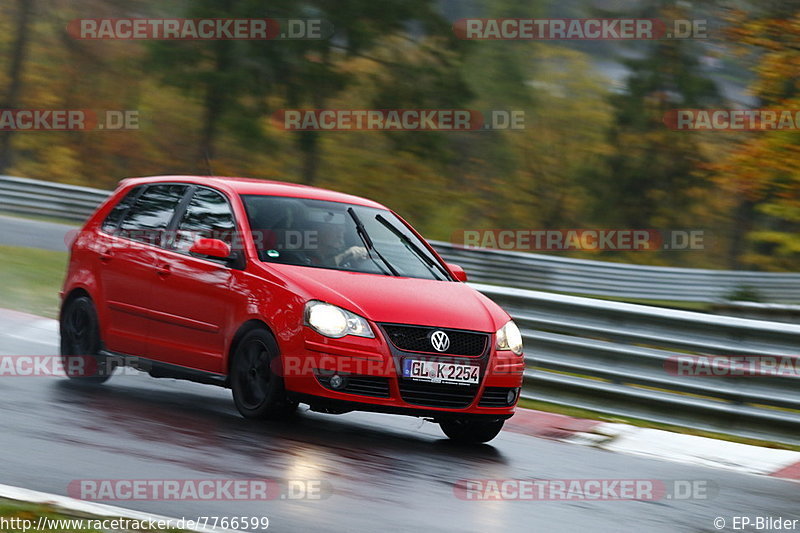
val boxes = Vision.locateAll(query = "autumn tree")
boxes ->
[716,6,800,270]
[0,0,35,172]
[583,2,721,240]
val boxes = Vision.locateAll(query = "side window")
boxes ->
[118,184,188,246]
[101,186,142,233]
[171,188,237,253]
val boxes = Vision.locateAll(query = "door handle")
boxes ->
[156,263,171,277]
[99,249,113,262]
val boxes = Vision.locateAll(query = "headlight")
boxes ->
[496,320,523,355]
[304,301,374,339]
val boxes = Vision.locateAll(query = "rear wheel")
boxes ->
[439,418,505,443]
[59,296,111,384]
[231,329,297,420]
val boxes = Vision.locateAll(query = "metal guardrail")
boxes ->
[0,175,111,222]
[2,174,798,303]
[432,241,800,304]
[472,282,800,445]
[0,175,799,443]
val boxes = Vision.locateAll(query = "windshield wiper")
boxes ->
[347,207,400,276]
[374,214,450,281]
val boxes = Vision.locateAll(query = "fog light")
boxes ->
[507,388,518,404]
[329,374,345,390]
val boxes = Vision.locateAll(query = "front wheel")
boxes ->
[439,418,505,443]
[59,296,111,384]
[230,329,297,420]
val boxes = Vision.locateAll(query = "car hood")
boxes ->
[268,264,509,332]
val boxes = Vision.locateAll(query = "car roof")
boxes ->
[120,175,389,210]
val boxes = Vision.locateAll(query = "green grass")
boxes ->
[538,289,715,312]
[0,245,67,319]
[0,498,187,532]
[518,398,800,452]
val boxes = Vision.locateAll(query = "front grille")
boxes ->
[382,325,488,356]
[398,380,478,408]
[478,387,516,407]
[316,374,391,398]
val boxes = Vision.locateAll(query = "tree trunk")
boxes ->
[198,84,222,174]
[298,131,319,185]
[197,40,231,174]
[297,87,326,185]
[727,198,755,270]
[0,0,34,173]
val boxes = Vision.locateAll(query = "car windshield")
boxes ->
[241,194,451,281]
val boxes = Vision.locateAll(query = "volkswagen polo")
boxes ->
[59,176,524,442]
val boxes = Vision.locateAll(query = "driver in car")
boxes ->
[312,223,368,267]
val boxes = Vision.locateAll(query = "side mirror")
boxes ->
[189,238,231,259]
[446,263,468,282]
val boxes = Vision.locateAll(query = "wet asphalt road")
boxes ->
[0,309,798,533]
[0,215,798,532]
[0,215,76,252]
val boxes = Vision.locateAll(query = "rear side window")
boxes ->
[171,188,237,253]
[101,186,142,233]
[118,184,189,246]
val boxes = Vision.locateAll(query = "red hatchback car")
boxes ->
[60,176,524,442]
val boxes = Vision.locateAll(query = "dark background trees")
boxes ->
[0,0,796,271]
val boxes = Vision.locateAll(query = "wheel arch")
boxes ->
[226,319,276,375]
[60,287,93,321]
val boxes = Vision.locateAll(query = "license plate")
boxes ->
[402,359,480,385]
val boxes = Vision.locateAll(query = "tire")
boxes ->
[230,329,297,420]
[59,296,112,384]
[439,417,505,443]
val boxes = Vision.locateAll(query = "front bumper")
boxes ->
[282,326,525,417]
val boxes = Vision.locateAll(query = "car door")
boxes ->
[145,186,245,373]
[97,183,190,357]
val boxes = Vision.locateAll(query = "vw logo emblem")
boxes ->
[430,330,450,352]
